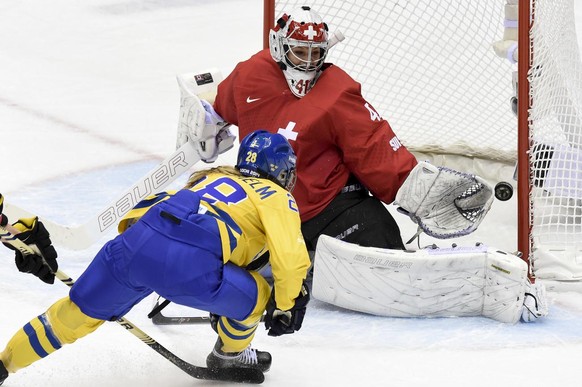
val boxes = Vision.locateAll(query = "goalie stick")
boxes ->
[3,140,201,251]
[0,209,264,384]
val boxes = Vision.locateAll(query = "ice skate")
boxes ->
[206,338,271,373]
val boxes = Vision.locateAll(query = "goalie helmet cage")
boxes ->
[263,0,582,283]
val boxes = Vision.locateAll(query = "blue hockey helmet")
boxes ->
[236,130,297,191]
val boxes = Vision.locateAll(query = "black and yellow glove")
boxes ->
[5,217,58,284]
[264,281,310,337]
[0,194,7,227]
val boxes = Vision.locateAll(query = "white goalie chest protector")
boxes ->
[312,235,529,323]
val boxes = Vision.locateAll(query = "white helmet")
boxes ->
[269,6,329,98]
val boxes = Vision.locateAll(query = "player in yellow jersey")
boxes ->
[0,130,311,384]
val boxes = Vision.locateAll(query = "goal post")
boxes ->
[263,0,582,284]
[517,0,532,280]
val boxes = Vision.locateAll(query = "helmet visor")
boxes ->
[283,39,328,72]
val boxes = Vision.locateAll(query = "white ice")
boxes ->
[2,1,582,386]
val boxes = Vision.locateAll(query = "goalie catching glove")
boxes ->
[176,75,235,163]
[3,217,58,284]
[265,281,310,337]
[395,161,494,239]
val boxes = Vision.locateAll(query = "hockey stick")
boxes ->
[0,213,264,384]
[3,68,225,251]
[149,297,212,325]
[149,297,266,325]
[3,141,201,251]
[153,311,213,325]
[148,254,273,325]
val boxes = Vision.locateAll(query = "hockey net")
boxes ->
[264,0,582,283]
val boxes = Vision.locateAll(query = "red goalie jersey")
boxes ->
[214,49,417,222]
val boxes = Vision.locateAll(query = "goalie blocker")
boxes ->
[175,70,236,163]
[312,235,548,323]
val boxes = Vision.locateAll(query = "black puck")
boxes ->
[495,182,514,201]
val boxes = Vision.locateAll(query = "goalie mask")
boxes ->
[269,6,329,98]
[236,130,297,191]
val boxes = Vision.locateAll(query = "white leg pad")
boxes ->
[312,235,530,323]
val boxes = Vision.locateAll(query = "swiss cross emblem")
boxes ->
[304,25,318,40]
[278,121,298,141]
[289,20,325,42]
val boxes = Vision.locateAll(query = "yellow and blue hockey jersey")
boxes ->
[118,171,311,311]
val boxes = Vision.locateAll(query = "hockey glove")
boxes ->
[4,217,58,284]
[175,73,235,162]
[265,281,310,337]
[0,194,7,227]
[395,161,493,239]
[194,100,235,163]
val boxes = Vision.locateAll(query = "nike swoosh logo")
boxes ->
[246,96,261,103]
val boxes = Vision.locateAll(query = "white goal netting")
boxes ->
[273,0,516,161]
[527,0,582,280]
